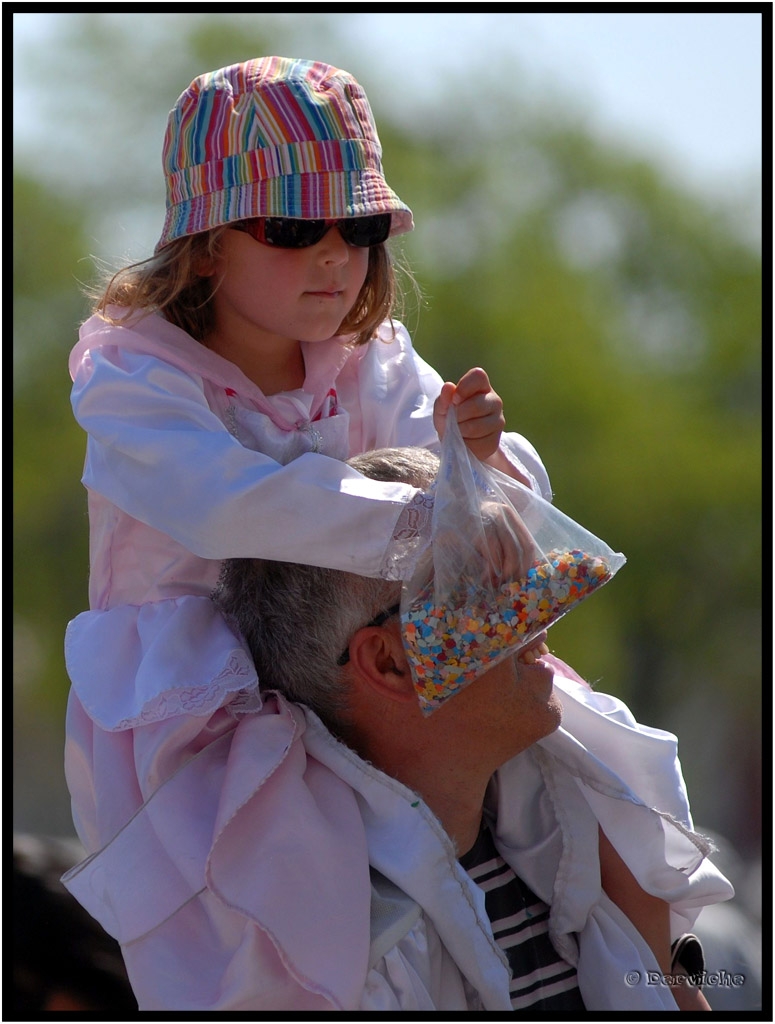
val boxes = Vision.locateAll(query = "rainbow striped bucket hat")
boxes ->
[156,56,413,250]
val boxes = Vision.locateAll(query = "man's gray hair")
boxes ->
[214,446,439,730]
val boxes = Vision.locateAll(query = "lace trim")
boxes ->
[226,400,325,455]
[392,490,434,541]
[380,491,435,581]
[112,649,256,729]
[303,423,324,453]
[226,684,264,718]
[224,402,241,443]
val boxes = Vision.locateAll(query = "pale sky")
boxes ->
[13,11,763,189]
[338,11,763,200]
[12,10,764,255]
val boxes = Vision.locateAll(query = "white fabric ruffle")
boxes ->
[64,693,374,1010]
[63,673,734,1011]
[64,595,258,731]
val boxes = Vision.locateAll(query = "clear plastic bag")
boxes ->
[400,409,626,714]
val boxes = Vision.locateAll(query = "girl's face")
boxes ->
[205,224,370,357]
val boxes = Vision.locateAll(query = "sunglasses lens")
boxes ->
[240,213,392,249]
[339,214,392,247]
[262,219,328,248]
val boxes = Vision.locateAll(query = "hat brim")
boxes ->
[156,171,413,251]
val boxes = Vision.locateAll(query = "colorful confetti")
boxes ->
[401,549,615,714]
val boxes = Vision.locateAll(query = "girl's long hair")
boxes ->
[88,228,400,347]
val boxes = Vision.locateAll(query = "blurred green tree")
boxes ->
[14,173,92,713]
[384,112,762,725]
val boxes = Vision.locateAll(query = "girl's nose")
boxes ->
[316,225,350,264]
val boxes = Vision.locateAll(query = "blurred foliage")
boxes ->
[382,111,762,724]
[14,174,93,719]
[13,14,761,847]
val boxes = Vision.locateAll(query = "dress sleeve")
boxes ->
[499,432,553,501]
[346,322,553,498]
[71,346,416,576]
[342,322,444,453]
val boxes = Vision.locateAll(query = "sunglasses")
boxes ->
[235,213,392,249]
[336,603,402,666]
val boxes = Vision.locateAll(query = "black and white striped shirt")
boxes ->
[460,818,585,1012]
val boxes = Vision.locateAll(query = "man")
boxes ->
[213,445,730,1011]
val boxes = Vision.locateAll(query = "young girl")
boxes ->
[63,57,724,1011]
[65,56,548,725]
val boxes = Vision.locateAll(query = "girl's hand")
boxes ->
[433,367,505,462]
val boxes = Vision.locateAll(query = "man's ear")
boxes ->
[347,626,416,704]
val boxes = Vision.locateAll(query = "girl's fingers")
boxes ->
[433,382,457,439]
[451,367,491,404]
